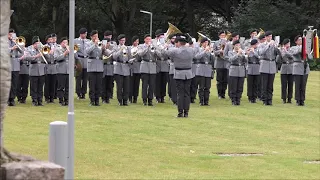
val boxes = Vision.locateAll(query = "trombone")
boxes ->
[12,36,26,51]
[37,38,48,64]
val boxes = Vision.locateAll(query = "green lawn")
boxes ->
[4,72,320,179]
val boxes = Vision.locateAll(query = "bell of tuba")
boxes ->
[165,22,182,42]
[256,28,265,38]
[225,31,232,41]
[74,44,79,53]
[197,32,212,45]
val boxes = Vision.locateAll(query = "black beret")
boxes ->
[32,36,40,45]
[294,35,302,42]
[79,28,87,34]
[9,28,15,33]
[218,31,226,35]
[155,29,164,37]
[265,31,272,36]
[90,30,98,36]
[233,40,240,45]
[104,30,112,36]
[200,37,209,44]
[144,34,151,39]
[250,39,258,45]
[59,37,68,43]
[45,34,51,42]
[258,34,266,40]
[176,34,188,43]
[131,36,139,43]
[51,33,57,38]
[117,34,126,40]
[232,32,239,37]
[250,29,258,34]
[282,38,290,45]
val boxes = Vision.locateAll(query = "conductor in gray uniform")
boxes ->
[228,40,246,105]
[164,34,194,117]
[137,34,161,106]
[277,38,294,104]
[246,39,260,103]
[85,30,110,106]
[289,35,310,106]
[74,28,90,99]
[257,31,280,105]
[113,34,132,106]
[7,29,22,106]
[25,36,46,106]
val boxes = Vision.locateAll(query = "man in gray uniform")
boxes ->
[113,34,132,106]
[25,36,46,106]
[17,41,29,104]
[129,36,141,103]
[243,29,258,48]
[257,31,280,105]
[7,29,22,106]
[289,35,310,106]
[137,34,161,106]
[277,38,294,104]
[74,28,89,99]
[195,38,215,106]
[228,40,246,105]
[44,34,57,103]
[154,29,169,103]
[86,30,110,106]
[246,39,260,103]
[164,34,194,117]
[54,37,70,106]
[214,31,229,99]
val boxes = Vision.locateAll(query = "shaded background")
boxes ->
[10,0,320,45]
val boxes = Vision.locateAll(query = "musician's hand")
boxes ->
[12,45,18,50]
[64,49,70,56]
[238,49,243,54]
[94,39,99,45]
[49,49,54,54]
[102,44,106,50]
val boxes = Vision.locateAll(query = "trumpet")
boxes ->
[74,44,79,53]
[131,46,138,57]
[150,45,155,53]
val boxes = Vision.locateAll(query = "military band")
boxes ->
[7,26,315,117]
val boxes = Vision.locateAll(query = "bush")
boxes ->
[309,58,320,71]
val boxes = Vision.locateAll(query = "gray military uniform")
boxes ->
[289,45,310,75]
[25,46,46,76]
[44,44,57,75]
[213,39,229,69]
[278,48,294,74]
[138,43,161,74]
[54,45,69,74]
[8,40,22,72]
[85,41,106,72]
[74,38,90,69]
[228,51,246,77]
[113,45,131,76]
[194,47,215,78]
[257,43,278,74]
[247,49,260,75]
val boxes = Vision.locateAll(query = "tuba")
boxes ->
[197,32,213,45]
[165,22,182,42]
[256,28,265,38]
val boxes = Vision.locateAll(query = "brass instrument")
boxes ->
[41,45,51,55]
[12,36,26,51]
[197,32,213,45]
[37,38,48,64]
[256,28,265,38]
[165,22,182,42]
[225,31,232,41]
[131,46,138,57]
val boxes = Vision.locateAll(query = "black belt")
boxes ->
[175,67,191,70]
[11,56,20,58]
[89,57,101,60]
[104,63,112,65]
[248,62,259,64]
[261,59,275,61]
[78,55,87,58]
[294,61,305,63]
[230,64,245,66]
[47,62,56,65]
[116,61,129,64]
[198,62,211,65]
[282,62,293,64]
[142,59,155,62]
[30,62,46,64]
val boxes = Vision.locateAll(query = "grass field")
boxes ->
[4,72,320,179]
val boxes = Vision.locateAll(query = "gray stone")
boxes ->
[2,160,65,180]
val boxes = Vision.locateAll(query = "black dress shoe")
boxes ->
[268,100,273,106]
[184,111,189,118]
[123,100,128,106]
[287,99,292,104]
[32,101,38,106]
[161,98,165,103]
[300,101,305,106]
[89,101,95,106]
[177,112,183,118]
[282,99,286,104]
[8,101,15,106]
[38,101,44,106]
[148,99,153,106]
[191,99,195,103]
[133,97,137,103]
[20,99,26,104]
[81,94,86,99]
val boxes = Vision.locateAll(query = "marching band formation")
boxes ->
[7,24,317,116]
